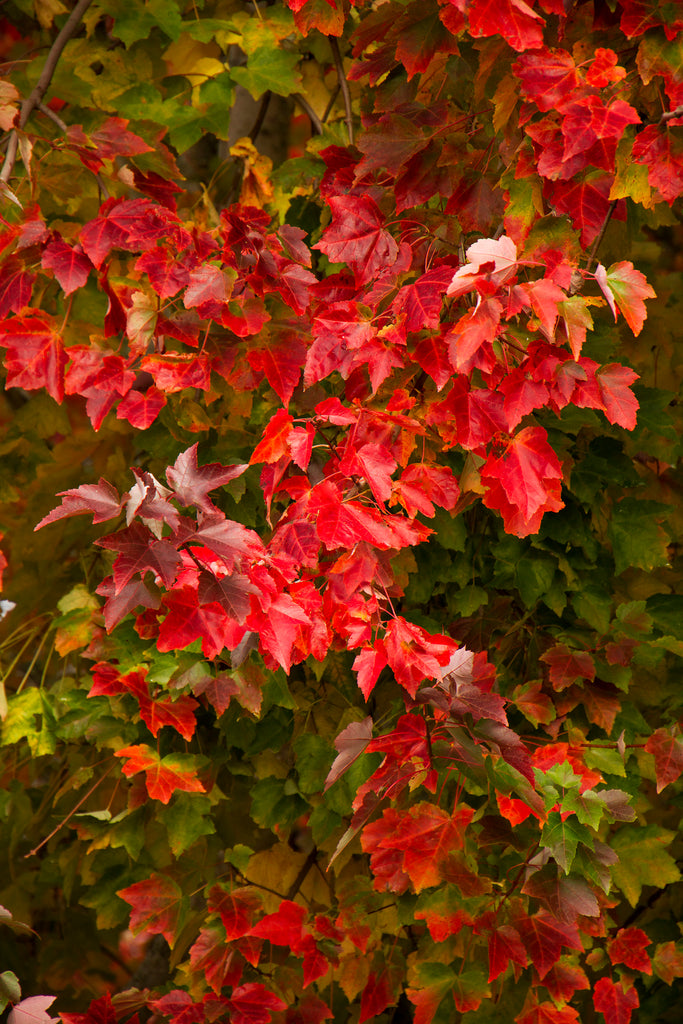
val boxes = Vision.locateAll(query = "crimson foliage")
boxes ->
[0,2,682,1024]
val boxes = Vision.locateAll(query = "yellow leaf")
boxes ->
[34,0,67,29]
[164,34,223,85]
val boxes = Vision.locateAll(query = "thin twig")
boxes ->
[660,105,683,123]
[293,92,323,136]
[249,90,272,143]
[38,101,67,132]
[587,198,618,267]
[329,36,354,145]
[285,848,318,900]
[25,763,114,858]
[322,84,340,124]
[1,0,94,183]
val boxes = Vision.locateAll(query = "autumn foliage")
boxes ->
[0,1,682,1023]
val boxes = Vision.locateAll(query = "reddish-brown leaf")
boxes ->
[117,873,185,946]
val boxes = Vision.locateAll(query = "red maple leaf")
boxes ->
[59,994,124,1024]
[41,237,92,294]
[632,124,683,203]
[540,644,596,691]
[116,386,167,429]
[117,873,185,946]
[157,585,246,659]
[139,693,198,741]
[644,728,683,792]
[189,926,241,995]
[207,885,261,940]
[0,311,67,402]
[96,522,182,593]
[608,927,652,973]
[166,443,248,513]
[35,479,122,530]
[464,0,545,51]
[115,744,206,803]
[359,968,401,1024]
[227,983,286,1024]
[314,195,398,286]
[249,900,307,950]
[517,1002,581,1024]
[592,976,639,1024]
[596,363,639,429]
[518,911,583,979]
[481,427,564,537]
[487,924,529,982]
[147,992,204,1024]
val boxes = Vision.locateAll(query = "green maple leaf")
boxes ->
[231,46,303,99]
[608,498,670,575]
[160,793,216,858]
[541,813,593,874]
[610,825,681,906]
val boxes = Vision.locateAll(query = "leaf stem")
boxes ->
[329,37,354,145]
[25,763,114,858]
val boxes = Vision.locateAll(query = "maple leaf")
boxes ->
[592,976,639,1024]
[596,364,639,429]
[249,900,307,950]
[608,927,652,974]
[644,727,683,791]
[516,1002,580,1024]
[447,234,518,297]
[324,716,373,791]
[488,924,528,982]
[595,262,655,336]
[192,515,265,570]
[157,586,245,660]
[35,479,122,530]
[632,124,683,203]
[481,427,564,537]
[652,941,683,985]
[189,926,238,995]
[96,523,182,594]
[0,312,67,403]
[115,744,206,803]
[116,387,167,429]
[166,444,248,513]
[519,912,583,979]
[314,195,398,286]
[147,992,204,1024]
[207,885,261,940]
[41,238,92,294]
[59,993,118,1024]
[140,694,198,742]
[8,998,59,1024]
[359,968,401,1024]
[117,873,186,946]
[540,644,596,691]
[227,984,286,1024]
[464,0,545,51]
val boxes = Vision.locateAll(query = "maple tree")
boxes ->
[0,0,683,1023]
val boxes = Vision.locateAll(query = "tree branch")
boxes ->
[1,0,94,183]
[293,93,323,136]
[329,36,354,145]
[660,104,683,123]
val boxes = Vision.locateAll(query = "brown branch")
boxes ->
[587,198,618,267]
[660,105,683,123]
[293,92,323,136]
[329,36,354,145]
[249,90,272,143]
[1,0,94,183]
